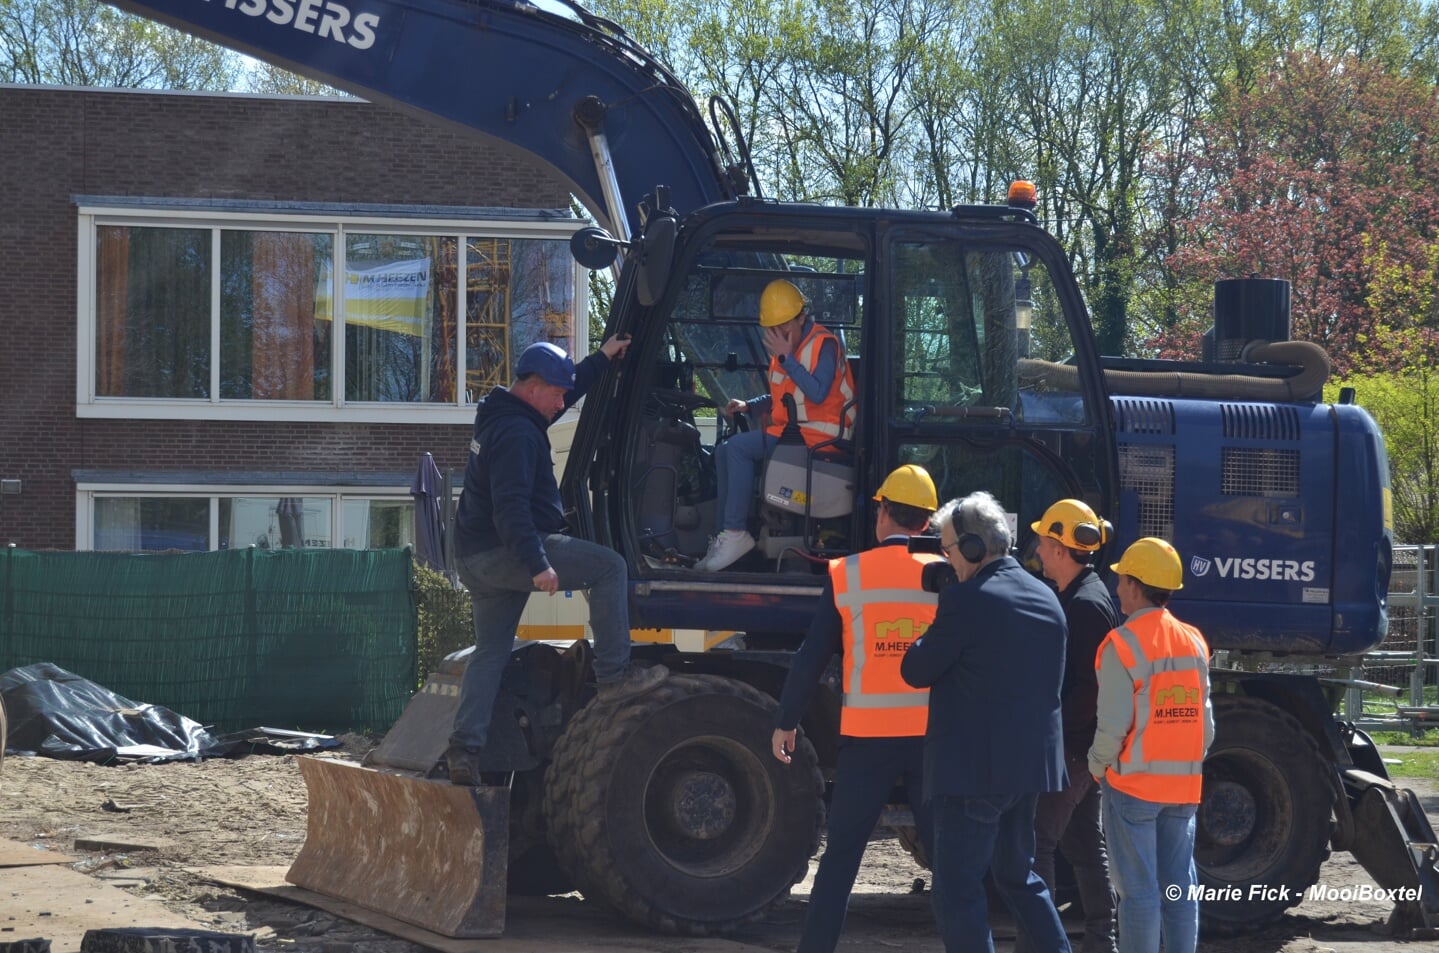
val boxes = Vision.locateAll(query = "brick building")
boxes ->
[0,84,583,552]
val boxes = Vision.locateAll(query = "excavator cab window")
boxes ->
[885,234,1105,560]
[892,239,1087,428]
[625,248,865,573]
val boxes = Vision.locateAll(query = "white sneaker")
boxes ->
[696,530,755,571]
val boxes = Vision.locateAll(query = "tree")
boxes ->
[681,0,792,197]
[971,0,1193,356]
[1325,242,1439,543]
[901,3,1020,209]
[0,0,238,88]
[1154,53,1439,368]
[243,62,343,97]
[1325,358,1439,543]
[763,0,942,207]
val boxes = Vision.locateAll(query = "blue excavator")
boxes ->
[105,0,1439,941]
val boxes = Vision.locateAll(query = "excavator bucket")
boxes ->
[286,757,510,938]
[1344,767,1439,932]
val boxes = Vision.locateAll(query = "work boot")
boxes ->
[445,745,484,786]
[695,530,755,571]
[596,664,670,704]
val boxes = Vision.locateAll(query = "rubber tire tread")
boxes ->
[543,673,824,935]
[1197,695,1333,936]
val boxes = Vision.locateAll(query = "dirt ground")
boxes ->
[0,742,1435,953]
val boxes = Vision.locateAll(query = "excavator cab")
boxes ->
[566,200,1117,609]
[618,253,869,573]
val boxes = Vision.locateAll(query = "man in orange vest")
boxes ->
[1088,538,1214,953]
[697,278,856,571]
[771,464,942,953]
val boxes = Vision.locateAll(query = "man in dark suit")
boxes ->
[901,490,1072,953]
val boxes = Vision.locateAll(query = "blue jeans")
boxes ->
[1100,781,1198,953]
[448,534,631,750]
[798,736,930,953]
[714,429,773,532]
[930,792,1072,953]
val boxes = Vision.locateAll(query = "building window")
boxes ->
[79,204,585,423]
[83,490,434,553]
[221,231,335,401]
[94,496,210,551]
[339,233,453,403]
[97,226,213,399]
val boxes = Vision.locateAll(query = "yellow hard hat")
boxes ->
[1110,537,1184,590]
[1030,499,1109,552]
[873,464,938,511]
[760,279,807,327]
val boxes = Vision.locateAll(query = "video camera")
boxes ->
[907,535,958,593]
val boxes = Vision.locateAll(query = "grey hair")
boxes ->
[931,491,1012,557]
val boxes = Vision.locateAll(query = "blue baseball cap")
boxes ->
[515,342,576,390]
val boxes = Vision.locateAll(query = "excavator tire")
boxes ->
[543,673,824,935]
[1196,695,1333,935]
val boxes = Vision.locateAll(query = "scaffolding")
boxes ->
[465,238,512,399]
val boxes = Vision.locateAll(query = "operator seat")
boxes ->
[758,356,859,559]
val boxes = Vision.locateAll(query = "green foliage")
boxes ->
[1369,729,1439,748]
[588,267,615,346]
[1382,746,1439,778]
[1326,368,1439,544]
[0,0,239,87]
[1150,52,1439,366]
[1322,239,1439,543]
[243,61,344,96]
[414,565,473,685]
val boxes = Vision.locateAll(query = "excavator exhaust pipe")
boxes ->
[286,757,510,938]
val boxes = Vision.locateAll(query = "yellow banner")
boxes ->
[315,257,431,336]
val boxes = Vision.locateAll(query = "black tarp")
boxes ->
[0,662,337,762]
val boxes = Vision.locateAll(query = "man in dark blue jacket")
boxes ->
[446,338,667,784]
[901,490,1072,953]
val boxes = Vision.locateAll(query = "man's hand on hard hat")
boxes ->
[599,333,633,360]
[772,727,797,764]
[533,567,560,595]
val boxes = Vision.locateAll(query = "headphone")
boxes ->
[1048,518,1112,549]
[950,507,988,564]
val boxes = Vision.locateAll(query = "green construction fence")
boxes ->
[0,547,417,733]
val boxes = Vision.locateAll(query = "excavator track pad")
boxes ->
[286,756,510,937]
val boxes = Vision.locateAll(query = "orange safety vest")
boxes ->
[831,545,941,737]
[767,322,856,447]
[1097,607,1212,803]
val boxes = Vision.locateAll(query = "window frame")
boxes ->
[76,202,588,424]
[74,481,459,553]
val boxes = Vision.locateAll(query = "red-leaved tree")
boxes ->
[1153,53,1439,372]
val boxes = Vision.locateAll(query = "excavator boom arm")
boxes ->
[107,0,735,233]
